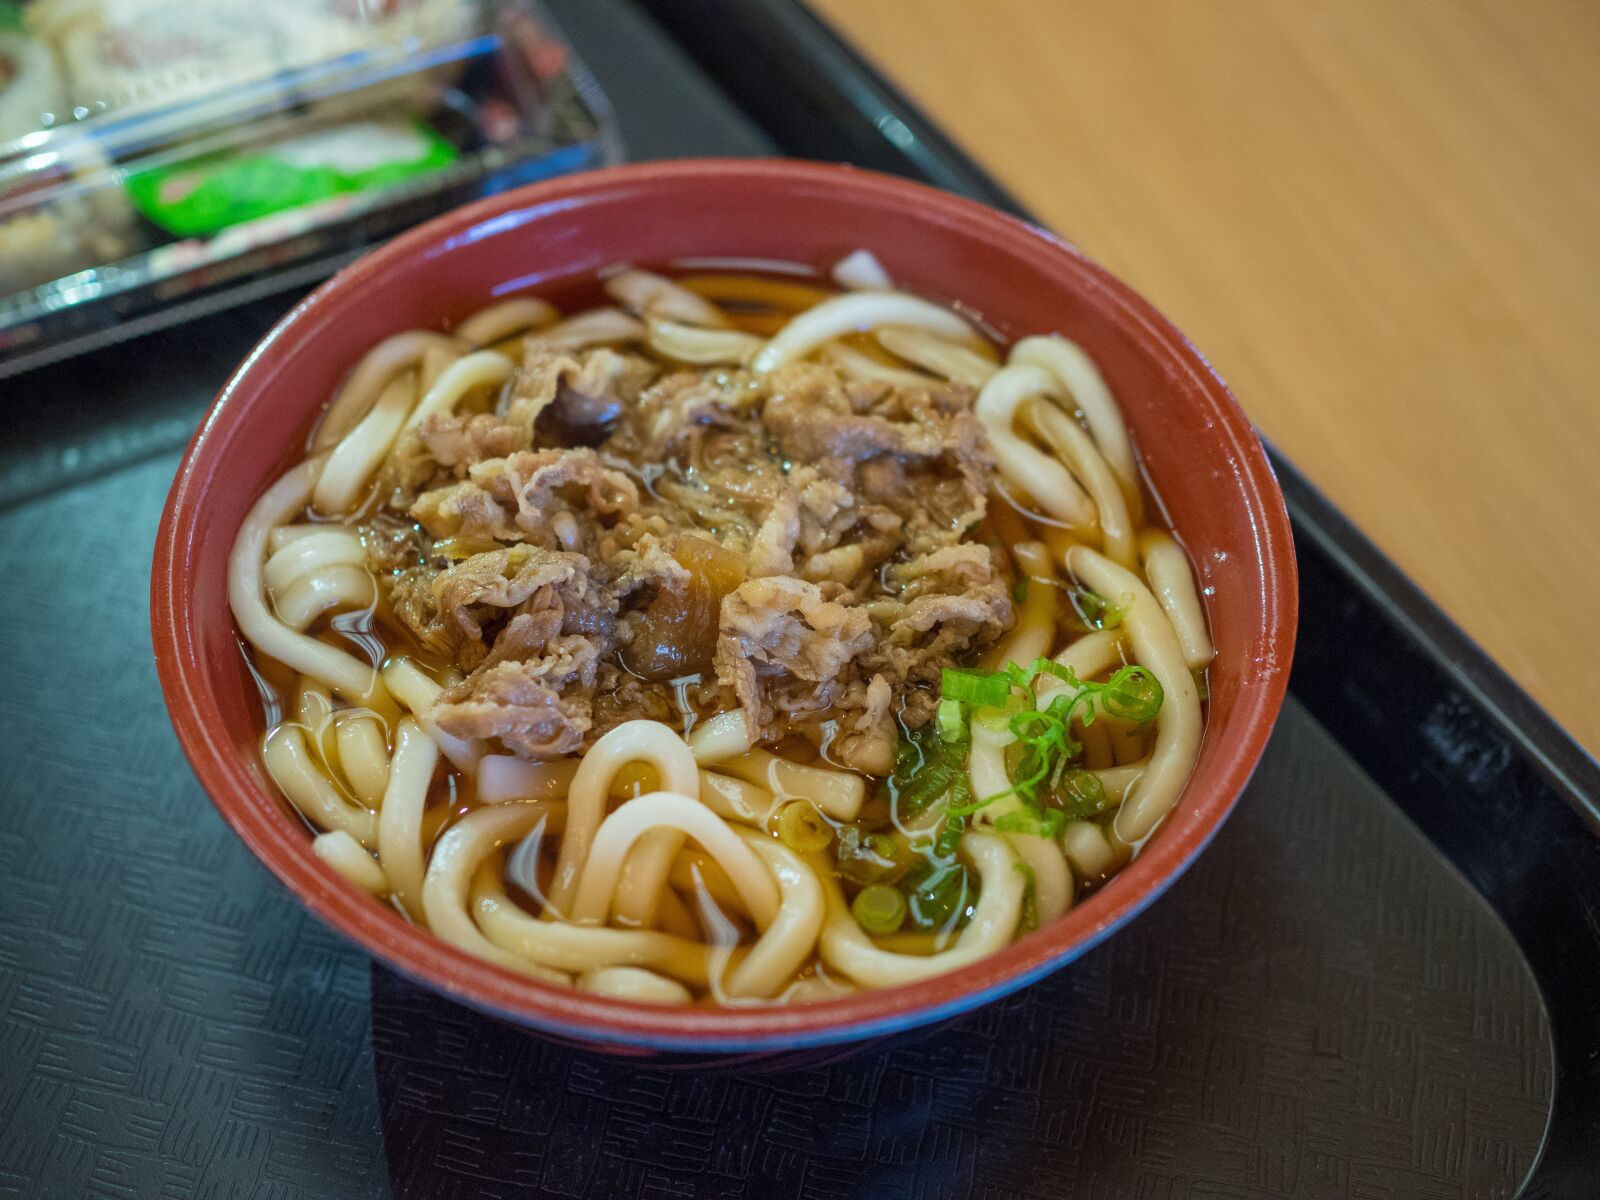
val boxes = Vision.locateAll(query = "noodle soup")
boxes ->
[230,251,1213,1006]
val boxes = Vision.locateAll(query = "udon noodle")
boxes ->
[231,251,1214,1005]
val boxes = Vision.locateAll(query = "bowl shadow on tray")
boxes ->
[366,703,1554,1199]
[369,958,1061,1198]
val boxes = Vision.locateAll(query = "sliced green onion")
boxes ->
[776,800,833,852]
[941,668,1012,707]
[947,773,972,809]
[904,861,971,931]
[1012,577,1029,604]
[937,657,1158,820]
[972,707,1016,735]
[1052,768,1109,819]
[933,813,966,858]
[1102,665,1164,723]
[946,788,1002,817]
[1029,659,1079,687]
[886,721,972,820]
[994,807,1067,838]
[835,826,912,885]
[868,833,899,859]
[852,884,907,934]
[1039,690,1092,735]
[897,760,958,816]
[1069,586,1127,630]
[937,698,966,742]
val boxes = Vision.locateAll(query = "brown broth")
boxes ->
[243,259,1210,996]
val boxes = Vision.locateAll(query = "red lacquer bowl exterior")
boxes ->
[152,159,1297,1053]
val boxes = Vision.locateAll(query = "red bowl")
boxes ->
[152,158,1297,1053]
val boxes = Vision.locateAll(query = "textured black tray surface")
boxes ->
[0,452,1552,1198]
[0,0,1587,1196]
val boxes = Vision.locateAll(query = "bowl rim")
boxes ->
[152,156,1297,1051]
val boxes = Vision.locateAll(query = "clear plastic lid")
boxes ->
[0,0,616,375]
[9,0,480,136]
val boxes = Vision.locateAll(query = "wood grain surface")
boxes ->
[806,0,1600,756]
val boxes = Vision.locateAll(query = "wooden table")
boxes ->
[808,0,1600,757]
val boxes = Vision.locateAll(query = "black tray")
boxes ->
[1,1,1595,1197]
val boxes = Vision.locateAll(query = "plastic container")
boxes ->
[0,0,617,378]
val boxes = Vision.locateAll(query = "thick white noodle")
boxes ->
[1010,334,1138,505]
[295,677,337,760]
[577,966,693,1004]
[821,342,939,390]
[471,869,714,985]
[1104,714,1146,765]
[504,821,546,897]
[697,770,779,827]
[400,350,515,435]
[313,330,462,451]
[419,345,457,393]
[376,718,438,919]
[274,565,375,631]
[686,710,752,763]
[653,885,702,940]
[545,721,700,918]
[381,657,482,775]
[817,833,1024,987]
[753,291,979,373]
[713,750,866,822]
[477,755,580,805]
[528,307,647,351]
[1006,832,1073,925]
[455,297,558,347]
[866,930,945,955]
[723,835,825,1000]
[1138,530,1215,670]
[965,714,1071,891]
[313,374,413,514]
[420,803,570,984]
[334,714,390,808]
[605,269,729,327]
[1092,762,1148,807]
[971,622,1131,905]
[268,524,322,552]
[567,792,781,928]
[668,851,748,917]
[1067,546,1203,842]
[876,326,998,387]
[976,364,1097,530]
[831,248,892,290]
[263,528,365,593]
[646,318,763,365]
[1033,628,1129,705]
[230,460,387,709]
[780,974,857,1003]
[262,725,378,846]
[1062,819,1120,880]
[1025,398,1136,567]
[614,837,694,930]
[967,716,1015,816]
[312,830,390,895]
